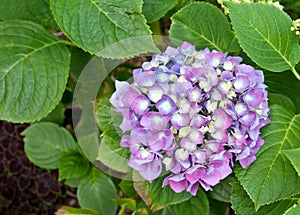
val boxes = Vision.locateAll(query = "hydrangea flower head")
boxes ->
[110,42,270,195]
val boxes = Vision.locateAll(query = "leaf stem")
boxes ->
[61,40,77,48]
[291,67,300,80]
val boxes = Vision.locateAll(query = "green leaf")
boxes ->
[95,94,122,135]
[231,182,297,215]
[235,105,300,208]
[38,102,65,125]
[207,174,236,203]
[171,189,209,215]
[227,2,300,79]
[50,0,158,58]
[116,198,137,211]
[142,0,177,23]
[58,152,91,181]
[133,172,192,211]
[265,71,300,113]
[23,122,77,169]
[70,47,93,81]
[169,2,240,52]
[120,179,137,197]
[97,130,131,173]
[0,0,57,29]
[56,206,100,215]
[283,148,300,177]
[94,95,130,173]
[268,93,296,113]
[208,199,227,215]
[78,167,118,215]
[284,203,300,215]
[0,20,70,123]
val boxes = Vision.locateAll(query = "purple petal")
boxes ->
[243,89,264,108]
[175,81,193,97]
[239,111,256,127]
[140,112,169,130]
[239,155,256,168]
[205,51,226,67]
[185,166,205,184]
[221,70,233,81]
[190,114,208,128]
[188,87,202,102]
[180,137,197,152]
[110,80,131,108]
[148,129,174,151]
[121,87,140,108]
[147,84,165,102]
[156,95,177,116]
[131,95,150,115]
[120,135,130,147]
[187,182,199,196]
[133,70,156,87]
[119,111,139,132]
[169,179,188,193]
[129,157,162,182]
[212,109,232,130]
[233,76,250,92]
[235,102,248,116]
[171,113,190,129]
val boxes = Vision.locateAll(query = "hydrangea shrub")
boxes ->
[110,42,270,195]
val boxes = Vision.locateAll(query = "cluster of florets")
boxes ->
[110,42,270,195]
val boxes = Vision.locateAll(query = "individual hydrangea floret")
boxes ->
[110,42,270,195]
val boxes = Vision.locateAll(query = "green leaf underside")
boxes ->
[265,71,300,113]
[0,21,70,123]
[50,0,158,58]
[235,105,300,208]
[170,2,240,52]
[268,93,296,113]
[94,95,130,173]
[283,148,300,177]
[58,152,91,181]
[133,172,192,210]
[227,2,300,74]
[22,122,77,169]
[0,0,57,28]
[231,182,297,215]
[142,0,177,23]
[77,167,118,215]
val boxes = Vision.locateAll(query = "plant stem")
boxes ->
[291,67,300,80]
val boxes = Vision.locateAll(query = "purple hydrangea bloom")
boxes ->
[110,42,270,196]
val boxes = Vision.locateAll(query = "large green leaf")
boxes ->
[0,0,57,28]
[133,172,192,211]
[94,95,130,173]
[235,105,300,208]
[168,189,209,215]
[283,148,300,177]
[207,174,236,203]
[169,2,240,52]
[142,0,177,23]
[22,122,77,169]
[227,2,300,79]
[50,0,158,58]
[284,203,300,215]
[231,182,297,215]
[0,21,70,123]
[265,71,300,113]
[268,93,296,113]
[58,152,91,181]
[77,167,118,215]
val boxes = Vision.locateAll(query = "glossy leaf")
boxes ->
[0,0,57,28]
[170,2,240,52]
[0,21,70,122]
[56,206,100,215]
[207,174,236,203]
[235,105,300,208]
[283,148,300,177]
[268,93,296,113]
[133,172,192,210]
[23,122,77,169]
[171,189,209,215]
[142,0,177,23]
[227,2,300,79]
[284,203,300,215]
[50,0,158,58]
[231,182,297,215]
[58,152,91,181]
[265,71,300,113]
[77,167,118,215]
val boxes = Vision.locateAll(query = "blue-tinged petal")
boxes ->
[156,95,177,116]
[131,94,150,115]
[140,112,169,130]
